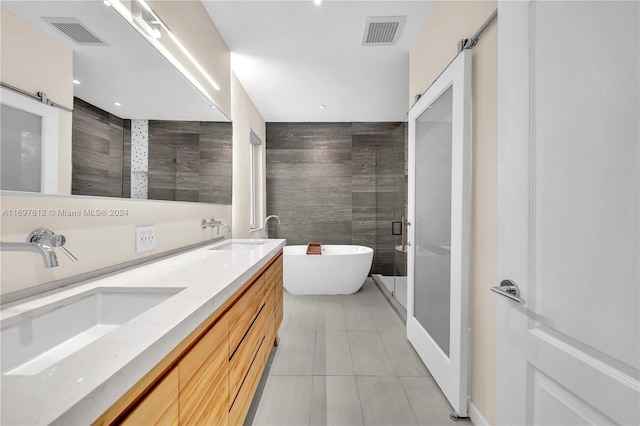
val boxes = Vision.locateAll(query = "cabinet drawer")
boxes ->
[229,302,267,404]
[264,260,275,284]
[121,368,179,426]
[275,255,283,278]
[228,326,270,426]
[178,314,229,426]
[228,275,265,353]
[275,290,283,330]
[274,254,284,331]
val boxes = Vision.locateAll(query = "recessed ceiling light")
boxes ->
[113,102,121,106]
[313,0,324,6]
[103,0,111,6]
[320,105,326,109]
[72,79,80,85]
[209,104,217,109]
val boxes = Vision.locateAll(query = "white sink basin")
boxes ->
[1,287,183,375]
[211,242,264,251]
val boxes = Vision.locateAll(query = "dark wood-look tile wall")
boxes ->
[266,122,407,275]
[147,120,232,204]
[72,98,124,197]
[122,120,132,198]
[71,97,232,204]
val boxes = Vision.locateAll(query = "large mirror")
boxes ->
[1,1,232,204]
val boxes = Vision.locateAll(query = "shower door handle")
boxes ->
[401,217,411,252]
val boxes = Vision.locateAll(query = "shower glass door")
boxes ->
[392,123,407,310]
[407,50,471,417]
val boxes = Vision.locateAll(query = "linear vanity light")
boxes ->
[132,0,161,39]
[134,0,221,91]
[108,0,221,109]
[166,30,221,92]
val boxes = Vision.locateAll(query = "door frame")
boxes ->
[407,49,472,417]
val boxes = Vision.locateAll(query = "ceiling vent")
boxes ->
[42,17,106,46]
[362,16,406,46]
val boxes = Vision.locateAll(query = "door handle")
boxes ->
[491,280,525,305]
[402,217,411,251]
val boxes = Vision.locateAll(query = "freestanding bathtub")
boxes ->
[283,245,374,295]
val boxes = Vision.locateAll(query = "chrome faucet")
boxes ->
[263,215,281,239]
[0,228,78,268]
[201,219,231,234]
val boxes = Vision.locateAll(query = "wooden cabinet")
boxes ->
[274,256,283,342]
[178,314,229,426]
[121,368,179,426]
[100,251,283,426]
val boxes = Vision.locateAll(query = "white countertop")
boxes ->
[0,238,286,425]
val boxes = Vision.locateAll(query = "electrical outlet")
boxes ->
[136,225,156,252]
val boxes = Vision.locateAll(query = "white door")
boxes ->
[407,49,471,417]
[0,87,59,194]
[496,1,639,425]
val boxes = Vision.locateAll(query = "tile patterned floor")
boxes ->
[248,279,468,426]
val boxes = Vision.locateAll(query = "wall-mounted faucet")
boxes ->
[0,228,78,268]
[201,219,231,234]
[263,215,281,239]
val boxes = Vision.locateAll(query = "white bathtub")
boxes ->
[283,245,374,295]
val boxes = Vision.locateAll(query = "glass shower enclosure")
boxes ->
[372,123,408,312]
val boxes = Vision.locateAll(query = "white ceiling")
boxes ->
[3,1,229,121]
[202,0,434,122]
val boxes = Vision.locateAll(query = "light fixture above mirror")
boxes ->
[131,0,161,39]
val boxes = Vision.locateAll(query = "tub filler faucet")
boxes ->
[263,215,281,239]
[0,228,78,268]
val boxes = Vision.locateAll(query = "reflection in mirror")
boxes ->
[0,88,60,194]
[2,1,232,204]
[1,105,43,193]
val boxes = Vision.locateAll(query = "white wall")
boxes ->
[231,73,267,238]
[0,194,231,295]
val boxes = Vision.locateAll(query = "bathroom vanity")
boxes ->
[0,239,285,425]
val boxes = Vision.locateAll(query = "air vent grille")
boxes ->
[362,16,406,46]
[42,17,106,46]
[366,22,399,44]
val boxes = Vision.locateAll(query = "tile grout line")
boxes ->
[308,328,317,425]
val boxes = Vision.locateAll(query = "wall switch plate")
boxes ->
[136,225,156,252]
